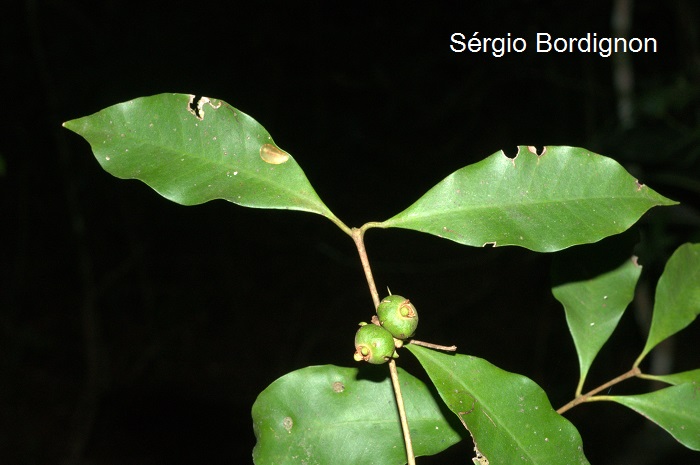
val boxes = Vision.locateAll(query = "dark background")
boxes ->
[3,1,700,464]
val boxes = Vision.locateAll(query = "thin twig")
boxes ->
[409,339,457,352]
[557,366,641,414]
[389,359,416,465]
[351,228,380,308]
[352,228,414,465]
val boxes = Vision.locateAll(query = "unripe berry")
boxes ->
[354,323,396,364]
[377,295,418,340]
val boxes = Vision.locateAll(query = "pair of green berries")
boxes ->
[354,295,419,365]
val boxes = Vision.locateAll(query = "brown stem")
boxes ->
[409,339,457,352]
[557,366,641,414]
[351,228,380,308]
[351,227,414,465]
[389,359,416,465]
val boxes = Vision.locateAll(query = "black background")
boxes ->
[3,1,700,464]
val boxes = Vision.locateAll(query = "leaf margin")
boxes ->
[378,146,677,252]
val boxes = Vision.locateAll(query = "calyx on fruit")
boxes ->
[377,295,418,340]
[353,322,397,364]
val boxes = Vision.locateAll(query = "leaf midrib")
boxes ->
[91,109,330,214]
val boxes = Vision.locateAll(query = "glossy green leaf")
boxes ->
[646,369,700,386]
[637,243,700,364]
[380,146,676,252]
[552,257,642,392]
[64,94,341,222]
[606,383,700,450]
[252,365,462,465]
[406,344,590,465]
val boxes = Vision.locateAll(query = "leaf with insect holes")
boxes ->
[379,146,676,252]
[63,93,340,223]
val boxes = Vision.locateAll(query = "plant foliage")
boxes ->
[406,345,590,465]
[252,365,462,465]
[65,94,697,465]
[379,146,676,252]
[63,93,338,221]
[552,257,642,393]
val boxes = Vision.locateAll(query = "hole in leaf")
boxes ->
[187,95,219,120]
[501,147,519,158]
[528,146,546,156]
[188,95,204,119]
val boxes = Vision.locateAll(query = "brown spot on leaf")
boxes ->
[332,381,345,393]
[260,144,290,164]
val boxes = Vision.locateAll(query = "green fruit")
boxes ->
[377,295,418,340]
[353,323,396,364]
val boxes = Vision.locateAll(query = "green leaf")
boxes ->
[64,94,342,223]
[607,383,700,450]
[552,257,642,393]
[406,344,590,465]
[252,365,462,465]
[379,146,676,252]
[646,369,700,386]
[637,243,700,364]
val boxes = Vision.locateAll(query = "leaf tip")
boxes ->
[62,119,80,134]
[633,178,678,205]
